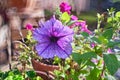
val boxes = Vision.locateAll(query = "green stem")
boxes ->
[22,62,26,79]
[97,21,101,33]
[98,63,105,80]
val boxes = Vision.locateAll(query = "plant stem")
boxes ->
[98,63,105,80]
[22,62,26,79]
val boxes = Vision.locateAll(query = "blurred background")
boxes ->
[0,0,120,69]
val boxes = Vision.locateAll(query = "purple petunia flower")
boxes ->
[60,2,71,14]
[33,16,74,59]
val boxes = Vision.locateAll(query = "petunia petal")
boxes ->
[57,35,73,50]
[55,43,72,58]
[36,43,56,58]
[33,28,50,43]
[57,26,74,37]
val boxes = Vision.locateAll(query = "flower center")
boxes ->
[50,36,59,42]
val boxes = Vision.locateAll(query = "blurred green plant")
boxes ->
[0,69,42,80]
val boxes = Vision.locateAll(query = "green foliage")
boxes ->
[115,11,120,18]
[72,52,97,65]
[26,70,36,79]
[86,68,101,80]
[60,12,70,23]
[0,69,42,80]
[103,54,119,75]
[81,32,89,38]
[102,28,113,40]
[107,40,120,48]
[91,37,101,44]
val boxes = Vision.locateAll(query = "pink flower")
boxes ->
[60,2,71,14]
[71,15,78,20]
[91,58,98,64]
[107,48,112,53]
[26,23,33,30]
[80,21,92,34]
[91,42,96,48]
[69,21,80,28]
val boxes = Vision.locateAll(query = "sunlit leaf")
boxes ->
[61,12,70,23]
[115,11,120,18]
[102,28,113,40]
[91,37,101,44]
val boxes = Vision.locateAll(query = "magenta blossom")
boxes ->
[107,48,112,53]
[26,23,33,30]
[60,2,71,14]
[71,15,78,21]
[91,58,98,64]
[91,42,96,48]
[69,21,81,28]
[33,16,74,59]
[80,21,92,34]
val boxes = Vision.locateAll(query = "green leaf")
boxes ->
[26,70,36,79]
[13,69,21,75]
[91,37,101,44]
[64,65,70,71]
[60,73,66,78]
[115,11,120,18]
[86,68,101,80]
[2,72,9,79]
[80,52,97,59]
[98,36,108,44]
[103,54,119,75]
[72,53,82,64]
[86,60,96,66]
[102,28,113,40]
[72,52,97,64]
[70,69,79,80]
[94,46,103,55]
[81,32,89,38]
[107,41,120,47]
[107,17,113,23]
[60,12,70,23]
[54,70,61,76]
[5,76,13,80]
